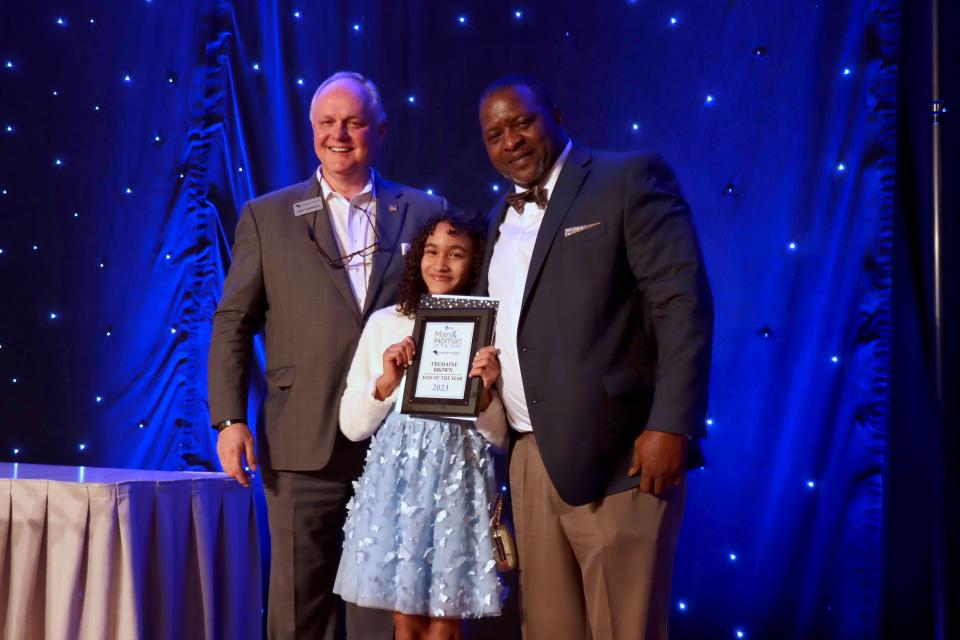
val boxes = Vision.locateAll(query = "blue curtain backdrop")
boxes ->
[0,1,897,637]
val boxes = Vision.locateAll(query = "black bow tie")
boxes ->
[504,185,548,213]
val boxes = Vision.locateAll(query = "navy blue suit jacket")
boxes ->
[478,146,713,505]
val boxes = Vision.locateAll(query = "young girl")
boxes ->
[333,211,507,639]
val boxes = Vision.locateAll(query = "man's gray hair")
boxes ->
[309,71,386,125]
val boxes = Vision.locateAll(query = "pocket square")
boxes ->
[401,242,411,255]
[564,222,602,237]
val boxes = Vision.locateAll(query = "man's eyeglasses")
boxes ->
[308,204,381,269]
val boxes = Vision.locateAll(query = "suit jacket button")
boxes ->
[531,399,538,405]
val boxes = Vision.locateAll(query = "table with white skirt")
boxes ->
[0,462,262,640]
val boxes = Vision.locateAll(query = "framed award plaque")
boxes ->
[399,295,499,417]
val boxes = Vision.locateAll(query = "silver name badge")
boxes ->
[293,196,325,217]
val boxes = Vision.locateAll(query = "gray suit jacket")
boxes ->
[478,147,713,505]
[208,172,445,471]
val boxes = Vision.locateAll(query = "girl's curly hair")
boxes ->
[395,210,487,318]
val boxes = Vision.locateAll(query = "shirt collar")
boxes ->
[316,167,376,202]
[513,139,573,200]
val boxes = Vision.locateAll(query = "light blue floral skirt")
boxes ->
[333,412,502,618]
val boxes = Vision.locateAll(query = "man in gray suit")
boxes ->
[208,71,445,640]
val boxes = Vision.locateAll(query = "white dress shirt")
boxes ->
[488,140,573,432]
[338,306,509,449]
[317,168,377,310]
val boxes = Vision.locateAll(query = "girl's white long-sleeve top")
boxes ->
[338,306,509,450]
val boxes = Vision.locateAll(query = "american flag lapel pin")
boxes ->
[388,204,399,213]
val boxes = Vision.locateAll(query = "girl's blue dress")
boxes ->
[333,411,502,618]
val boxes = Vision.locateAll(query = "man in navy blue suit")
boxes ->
[477,76,713,640]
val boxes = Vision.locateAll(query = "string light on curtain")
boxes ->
[4,124,14,134]
[457,15,467,25]
[407,95,416,104]
[788,241,798,250]
[669,16,679,26]
[513,10,523,20]
[491,184,500,192]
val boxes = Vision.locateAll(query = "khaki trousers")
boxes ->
[509,433,686,640]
